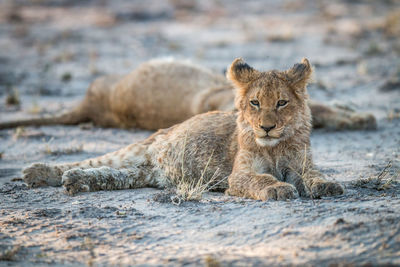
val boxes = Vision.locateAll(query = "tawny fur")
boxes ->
[23,58,344,200]
[0,58,376,131]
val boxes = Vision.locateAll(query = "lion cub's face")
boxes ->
[227,58,313,147]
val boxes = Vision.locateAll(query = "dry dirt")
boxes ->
[0,0,400,266]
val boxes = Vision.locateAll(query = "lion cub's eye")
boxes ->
[277,100,288,108]
[250,100,260,107]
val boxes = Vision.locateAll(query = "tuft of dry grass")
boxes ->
[357,61,368,76]
[89,50,100,75]
[12,127,45,141]
[204,255,221,267]
[44,144,84,156]
[43,137,84,155]
[12,126,26,140]
[28,99,42,114]
[174,166,223,203]
[172,133,226,204]
[387,109,400,121]
[175,150,216,201]
[5,87,20,106]
[354,161,396,191]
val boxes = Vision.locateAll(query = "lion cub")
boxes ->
[22,58,343,200]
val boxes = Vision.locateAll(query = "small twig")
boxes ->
[301,144,307,177]
[198,149,215,185]
[300,144,315,203]
[180,131,188,181]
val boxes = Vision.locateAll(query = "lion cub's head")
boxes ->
[227,58,313,147]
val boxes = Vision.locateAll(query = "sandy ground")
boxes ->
[0,0,400,266]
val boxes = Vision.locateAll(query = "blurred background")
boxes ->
[0,0,399,120]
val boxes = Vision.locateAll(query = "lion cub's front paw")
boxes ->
[260,182,298,201]
[310,180,344,198]
[23,163,62,188]
[62,169,90,196]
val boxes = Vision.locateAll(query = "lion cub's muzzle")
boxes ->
[260,124,276,133]
[254,125,285,147]
[255,125,285,139]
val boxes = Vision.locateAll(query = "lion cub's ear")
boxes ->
[286,58,313,95]
[227,58,260,93]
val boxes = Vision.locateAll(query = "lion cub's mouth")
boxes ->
[254,126,285,147]
[255,126,284,138]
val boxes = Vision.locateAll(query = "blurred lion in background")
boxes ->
[0,58,377,131]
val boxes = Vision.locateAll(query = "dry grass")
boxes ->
[357,61,368,75]
[44,144,84,156]
[354,161,396,191]
[28,99,42,114]
[43,137,84,155]
[12,126,26,140]
[387,109,400,121]
[172,133,226,204]
[89,50,100,75]
[204,255,221,267]
[5,87,20,106]
[12,127,45,141]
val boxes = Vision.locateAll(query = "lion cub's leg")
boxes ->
[309,101,377,130]
[286,169,344,198]
[23,143,153,188]
[22,163,65,187]
[61,166,158,195]
[303,170,344,198]
[227,172,298,201]
[226,153,298,201]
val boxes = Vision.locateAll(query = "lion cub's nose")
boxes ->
[260,124,276,133]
